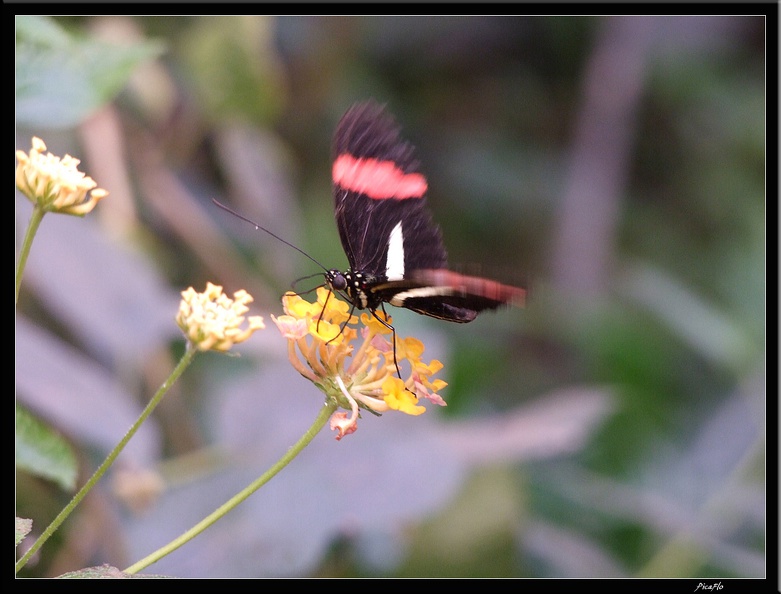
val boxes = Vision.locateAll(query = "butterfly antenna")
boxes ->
[291,272,326,291]
[212,198,329,272]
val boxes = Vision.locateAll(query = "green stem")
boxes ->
[123,397,339,575]
[15,204,46,305]
[15,346,199,574]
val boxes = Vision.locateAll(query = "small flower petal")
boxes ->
[412,375,448,407]
[382,376,426,416]
[397,336,425,360]
[317,286,355,325]
[283,291,321,319]
[330,411,358,441]
[308,318,344,343]
[360,311,393,336]
[271,314,309,339]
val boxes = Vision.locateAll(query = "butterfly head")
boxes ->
[326,269,348,292]
[325,269,379,310]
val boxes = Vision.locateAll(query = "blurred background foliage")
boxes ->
[15,15,767,579]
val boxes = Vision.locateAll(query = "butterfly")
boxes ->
[325,100,525,325]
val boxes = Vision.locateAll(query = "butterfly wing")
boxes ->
[331,101,447,278]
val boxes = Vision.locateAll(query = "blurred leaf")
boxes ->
[15,403,77,492]
[16,196,181,366]
[15,317,161,465]
[521,518,626,577]
[16,517,33,548]
[620,263,760,375]
[57,564,170,578]
[15,15,164,128]
[398,466,525,577]
[178,16,286,124]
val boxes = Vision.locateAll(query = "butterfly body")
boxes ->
[327,101,525,322]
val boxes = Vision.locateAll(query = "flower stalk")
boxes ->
[15,204,45,305]
[16,283,264,575]
[15,346,198,574]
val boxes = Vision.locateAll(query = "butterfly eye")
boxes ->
[328,270,347,291]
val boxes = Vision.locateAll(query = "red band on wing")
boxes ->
[333,154,428,200]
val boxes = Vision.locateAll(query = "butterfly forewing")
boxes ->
[330,100,525,320]
[332,102,447,277]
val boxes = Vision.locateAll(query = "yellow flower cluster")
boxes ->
[177,283,265,352]
[272,287,447,439]
[16,137,108,216]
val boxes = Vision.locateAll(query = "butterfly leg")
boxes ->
[317,287,333,334]
[373,304,403,380]
[323,301,359,347]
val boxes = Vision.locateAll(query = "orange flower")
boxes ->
[272,287,447,439]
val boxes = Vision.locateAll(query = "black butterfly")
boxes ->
[325,101,525,323]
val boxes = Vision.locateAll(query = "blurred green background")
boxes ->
[15,15,767,578]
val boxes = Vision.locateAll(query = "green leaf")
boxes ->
[15,403,78,491]
[16,517,33,548]
[15,15,164,129]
